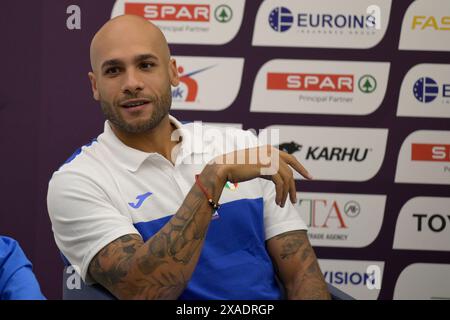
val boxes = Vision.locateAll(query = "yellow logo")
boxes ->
[412,16,450,30]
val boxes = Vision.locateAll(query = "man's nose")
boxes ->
[121,69,144,94]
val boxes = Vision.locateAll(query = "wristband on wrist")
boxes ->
[195,174,221,211]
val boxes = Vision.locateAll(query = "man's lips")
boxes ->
[119,98,151,109]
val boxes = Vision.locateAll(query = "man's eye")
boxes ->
[140,62,154,70]
[105,67,120,75]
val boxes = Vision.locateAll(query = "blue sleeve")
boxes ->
[0,236,46,300]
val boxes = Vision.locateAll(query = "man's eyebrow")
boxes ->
[101,59,123,70]
[100,54,158,70]
[134,54,158,62]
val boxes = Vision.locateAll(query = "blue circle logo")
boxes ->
[413,77,439,103]
[269,7,293,32]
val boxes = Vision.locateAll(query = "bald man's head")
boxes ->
[90,15,171,73]
[87,15,179,134]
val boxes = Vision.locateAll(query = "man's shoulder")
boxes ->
[0,236,17,256]
[0,236,29,266]
[50,137,109,186]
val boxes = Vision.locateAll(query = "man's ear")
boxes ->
[169,58,180,87]
[88,72,100,101]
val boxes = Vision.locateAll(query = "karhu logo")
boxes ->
[277,141,302,154]
[128,192,153,209]
[306,147,369,162]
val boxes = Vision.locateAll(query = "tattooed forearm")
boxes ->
[89,234,142,289]
[276,230,306,259]
[269,230,330,300]
[88,164,225,300]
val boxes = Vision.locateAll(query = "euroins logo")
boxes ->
[172,65,215,102]
[268,6,378,33]
[267,73,376,93]
[413,77,450,103]
[269,7,294,32]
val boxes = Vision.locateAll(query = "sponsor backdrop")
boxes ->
[0,0,449,299]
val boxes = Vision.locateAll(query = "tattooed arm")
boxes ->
[267,230,330,300]
[88,164,226,300]
[88,146,312,300]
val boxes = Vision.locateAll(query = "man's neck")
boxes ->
[110,116,180,165]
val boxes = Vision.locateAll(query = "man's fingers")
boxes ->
[289,177,297,204]
[279,161,292,207]
[272,174,284,206]
[281,152,313,180]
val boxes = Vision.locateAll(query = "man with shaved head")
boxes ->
[47,15,330,300]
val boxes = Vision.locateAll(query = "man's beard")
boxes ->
[100,88,172,134]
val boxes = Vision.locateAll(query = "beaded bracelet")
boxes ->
[195,174,221,211]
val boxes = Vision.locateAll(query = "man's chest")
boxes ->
[105,162,264,225]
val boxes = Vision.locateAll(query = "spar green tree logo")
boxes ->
[214,5,233,23]
[358,75,377,93]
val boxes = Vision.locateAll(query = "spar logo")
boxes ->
[172,65,215,103]
[124,3,209,22]
[413,77,450,103]
[266,73,376,94]
[122,3,233,23]
[269,7,294,32]
[111,1,244,45]
[411,144,450,162]
[395,130,450,185]
[214,5,232,23]
[251,59,389,115]
[267,72,377,93]
[358,75,377,93]
[267,73,353,92]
